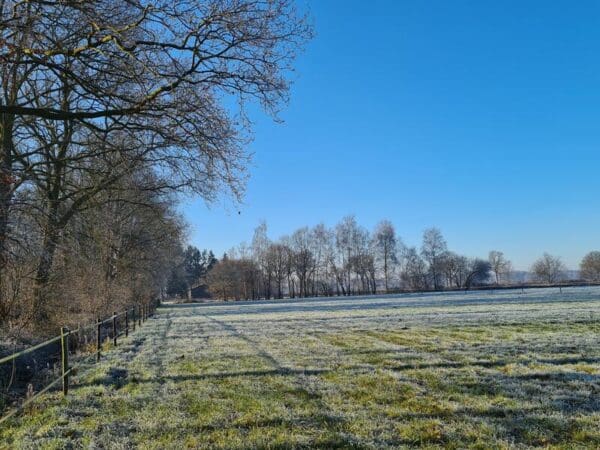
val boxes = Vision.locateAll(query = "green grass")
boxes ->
[1,288,599,448]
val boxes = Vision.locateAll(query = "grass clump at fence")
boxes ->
[0,304,154,428]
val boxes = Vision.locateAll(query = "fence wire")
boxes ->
[0,303,156,425]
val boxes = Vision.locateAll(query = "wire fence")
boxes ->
[0,302,157,425]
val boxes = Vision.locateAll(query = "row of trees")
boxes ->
[204,218,599,301]
[527,251,598,284]
[0,0,311,334]
[204,218,498,300]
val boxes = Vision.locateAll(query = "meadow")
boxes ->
[1,287,599,449]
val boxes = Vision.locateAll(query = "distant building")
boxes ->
[191,284,211,299]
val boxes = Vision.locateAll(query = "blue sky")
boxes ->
[181,0,600,270]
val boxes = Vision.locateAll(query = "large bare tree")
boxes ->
[421,228,447,290]
[372,220,398,293]
[488,250,512,285]
[0,0,311,322]
[580,251,600,282]
[531,253,566,284]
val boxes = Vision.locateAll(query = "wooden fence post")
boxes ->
[112,312,117,346]
[96,318,101,362]
[125,310,129,337]
[60,327,69,396]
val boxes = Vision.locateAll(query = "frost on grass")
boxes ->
[1,287,600,449]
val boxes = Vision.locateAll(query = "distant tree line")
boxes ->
[202,217,598,301]
[203,218,496,300]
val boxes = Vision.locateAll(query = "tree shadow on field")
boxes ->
[383,364,600,447]
[138,411,362,449]
[69,354,600,447]
[151,412,345,434]
[387,355,600,372]
[401,404,598,446]
[504,371,600,413]
[75,367,332,389]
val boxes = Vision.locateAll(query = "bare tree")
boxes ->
[401,247,428,290]
[206,258,237,301]
[265,244,288,299]
[240,259,261,300]
[251,221,271,298]
[335,216,362,295]
[310,223,332,296]
[349,223,371,294]
[439,252,468,288]
[531,253,566,284]
[421,228,447,290]
[488,251,512,285]
[580,251,600,282]
[279,235,296,298]
[373,220,398,293]
[291,227,314,298]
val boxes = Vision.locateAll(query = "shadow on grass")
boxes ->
[137,412,366,449]
[68,357,599,448]
[75,367,332,389]
[387,355,600,372]
[67,306,600,448]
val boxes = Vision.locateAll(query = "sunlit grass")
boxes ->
[1,287,599,449]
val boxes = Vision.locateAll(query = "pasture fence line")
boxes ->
[0,302,158,425]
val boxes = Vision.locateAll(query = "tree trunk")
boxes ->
[384,257,389,293]
[0,116,15,310]
[32,128,70,322]
[32,219,61,322]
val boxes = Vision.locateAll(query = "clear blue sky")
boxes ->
[181,0,600,270]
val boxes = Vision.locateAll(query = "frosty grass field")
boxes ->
[1,287,599,449]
